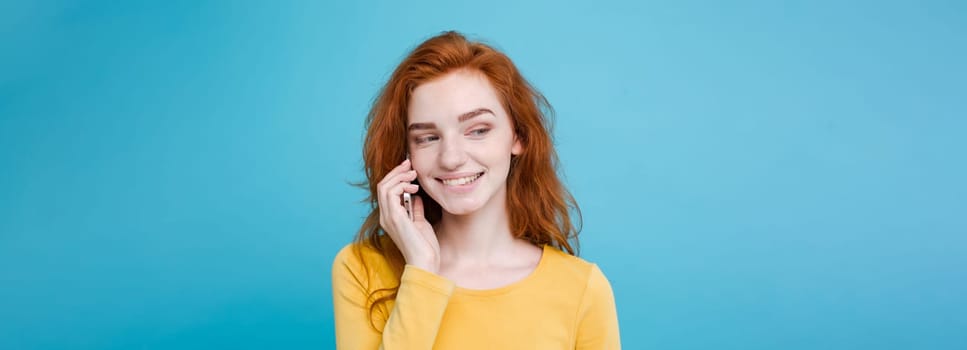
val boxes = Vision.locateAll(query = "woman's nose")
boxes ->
[438,138,468,170]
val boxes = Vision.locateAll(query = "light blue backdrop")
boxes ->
[1,1,964,349]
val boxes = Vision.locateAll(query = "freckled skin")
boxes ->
[407,69,522,216]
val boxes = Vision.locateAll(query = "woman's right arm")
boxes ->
[331,246,454,349]
[333,158,452,349]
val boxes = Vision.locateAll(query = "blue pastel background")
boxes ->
[1,1,964,349]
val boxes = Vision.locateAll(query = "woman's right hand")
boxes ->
[377,158,441,274]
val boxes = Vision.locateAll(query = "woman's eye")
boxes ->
[415,135,438,144]
[468,128,491,136]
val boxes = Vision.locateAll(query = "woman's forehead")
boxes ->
[407,70,506,124]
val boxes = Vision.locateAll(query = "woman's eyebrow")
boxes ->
[408,108,495,131]
[457,108,495,122]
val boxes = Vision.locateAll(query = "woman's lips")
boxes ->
[436,172,484,192]
[438,172,484,186]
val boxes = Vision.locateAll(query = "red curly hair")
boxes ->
[353,30,581,329]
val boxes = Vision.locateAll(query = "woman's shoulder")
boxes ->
[541,244,613,287]
[333,239,390,268]
[331,237,399,283]
[540,245,617,308]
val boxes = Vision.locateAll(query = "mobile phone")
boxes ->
[403,153,413,220]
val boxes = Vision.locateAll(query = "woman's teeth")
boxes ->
[441,173,482,186]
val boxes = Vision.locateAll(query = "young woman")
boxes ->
[332,31,620,349]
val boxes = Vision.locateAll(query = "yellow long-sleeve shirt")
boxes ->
[331,241,621,349]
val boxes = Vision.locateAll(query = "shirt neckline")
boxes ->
[453,244,551,297]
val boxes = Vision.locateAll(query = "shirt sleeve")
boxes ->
[331,245,455,349]
[575,264,621,349]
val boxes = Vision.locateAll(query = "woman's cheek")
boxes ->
[418,174,432,188]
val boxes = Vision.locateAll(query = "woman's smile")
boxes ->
[436,171,485,193]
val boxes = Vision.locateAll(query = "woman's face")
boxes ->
[406,69,522,216]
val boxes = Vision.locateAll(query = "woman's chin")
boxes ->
[437,199,485,216]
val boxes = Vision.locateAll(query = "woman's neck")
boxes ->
[435,195,524,268]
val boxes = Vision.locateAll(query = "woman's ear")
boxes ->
[512,134,523,156]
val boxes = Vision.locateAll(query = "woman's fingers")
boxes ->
[377,171,416,216]
[377,159,412,188]
[377,159,412,226]
[377,170,417,199]
[377,162,419,225]
[382,180,419,218]
[381,169,415,193]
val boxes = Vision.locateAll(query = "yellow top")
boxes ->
[331,242,621,349]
